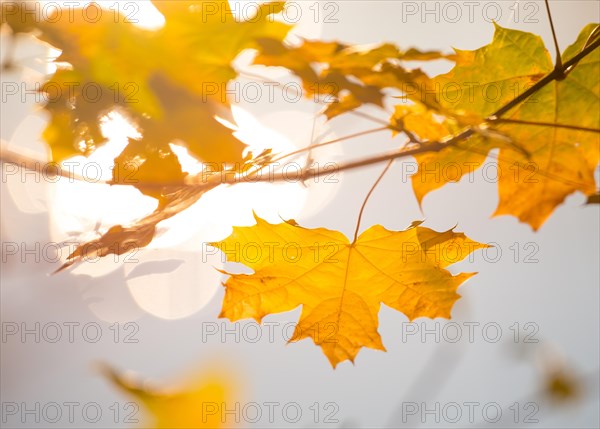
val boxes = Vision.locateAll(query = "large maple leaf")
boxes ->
[405,23,600,229]
[212,215,486,367]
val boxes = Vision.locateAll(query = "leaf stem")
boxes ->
[348,110,421,142]
[270,126,389,164]
[352,159,394,243]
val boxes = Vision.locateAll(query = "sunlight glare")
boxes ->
[41,1,166,30]
[49,112,157,277]
[149,106,308,250]
[47,107,308,318]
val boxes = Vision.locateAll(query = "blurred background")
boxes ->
[1,1,599,427]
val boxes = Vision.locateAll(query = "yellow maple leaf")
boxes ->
[253,38,448,118]
[390,104,453,141]
[212,215,486,367]
[408,23,599,229]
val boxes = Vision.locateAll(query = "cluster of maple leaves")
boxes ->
[2,2,598,370]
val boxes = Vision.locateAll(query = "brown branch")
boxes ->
[0,143,109,184]
[491,36,600,118]
[544,0,564,76]
[1,34,598,193]
[491,118,600,133]
[271,126,390,164]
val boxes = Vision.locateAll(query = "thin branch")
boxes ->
[238,70,322,105]
[451,138,593,189]
[0,144,110,185]
[352,159,394,243]
[346,110,424,144]
[239,71,420,141]
[1,34,598,192]
[491,118,600,133]
[303,115,319,174]
[544,0,565,77]
[242,68,422,143]
[346,110,390,128]
[492,36,600,118]
[270,126,389,164]
[297,141,446,182]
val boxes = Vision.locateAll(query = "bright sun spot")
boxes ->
[7,0,325,320]
[49,106,308,320]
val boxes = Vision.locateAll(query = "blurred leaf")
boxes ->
[543,368,582,404]
[4,1,293,262]
[5,0,291,193]
[253,39,449,118]
[101,363,236,429]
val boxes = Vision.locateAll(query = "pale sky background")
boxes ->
[1,1,599,428]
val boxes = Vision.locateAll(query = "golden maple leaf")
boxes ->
[253,39,448,119]
[405,23,600,229]
[212,215,486,367]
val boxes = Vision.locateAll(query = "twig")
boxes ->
[270,126,390,164]
[491,118,600,133]
[352,159,395,243]
[1,34,598,192]
[491,36,600,118]
[0,143,109,184]
[544,0,564,77]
